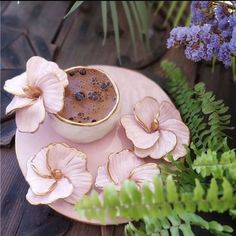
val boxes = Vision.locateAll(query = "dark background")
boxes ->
[1,1,236,235]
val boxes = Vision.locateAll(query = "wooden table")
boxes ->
[1,2,236,236]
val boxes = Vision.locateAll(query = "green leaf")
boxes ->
[101,1,107,45]
[110,1,121,63]
[135,1,150,50]
[64,1,84,19]
[129,1,143,43]
[164,1,177,26]
[174,1,188,27]
[179,223,194,236]
[122,1,137,55]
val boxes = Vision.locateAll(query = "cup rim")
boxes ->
[54,66,120,127]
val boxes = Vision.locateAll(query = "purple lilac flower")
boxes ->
[217,43,232,66]
[191,1,212,25]
[167,1,236,67]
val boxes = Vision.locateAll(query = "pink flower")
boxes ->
[95,149,160,190]
[4,56,68,133]
[121,97,190,160]
[26,143,93,205]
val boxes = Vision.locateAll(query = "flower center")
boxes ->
[150,118,159,132]
[51,169,63,180]
[23,86,41,99]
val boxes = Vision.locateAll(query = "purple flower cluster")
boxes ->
[167,1,236,67]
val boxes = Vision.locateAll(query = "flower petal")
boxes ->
[108,150,144,185]
[121,115,160,149]
[134,146,153,158]
[134,97,160,132]
[129,163,160,184]
[4,72,28,96]
[26,158,55,196]
[26,56,68,87]
[5,96,34,115]
[95,165,112,190]
[65,172,93,204]
[159,101,182,123]
[149,130,177,159]
[16,97,45,132]
[30,145,52,176]
[47,143,86,172]
[26,178,73,205]
[37,74,65,113]
[161,119,190,160]
[46,143,92,204]
[135,130,177,159]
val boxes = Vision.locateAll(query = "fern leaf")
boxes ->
[160,60,232,153]
[125,212,233,236]
[192,149,236,180]
[75,176,236,222]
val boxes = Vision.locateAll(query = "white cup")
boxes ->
[49,66,121,143]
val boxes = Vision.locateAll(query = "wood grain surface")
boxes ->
[1,1,235,236]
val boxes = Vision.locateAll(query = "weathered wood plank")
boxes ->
[146,47,197,87]
[101,225,115,236]
[65,221,101,236]
[16,204,71,236]
[55,2,167,70]
[1,1,10,14]
[1,34,34,69]
[2,1,71,43]
[1,147,29,236]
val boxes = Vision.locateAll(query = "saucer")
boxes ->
[15,65,172,225]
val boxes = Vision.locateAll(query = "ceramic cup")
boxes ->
[49,66,121,143]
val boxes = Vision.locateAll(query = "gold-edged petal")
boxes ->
[149,130,177,159]
[46,143,92,204]
[121,115,160,149]
[161,119,190,160]
[129,163,160,185]
[36,74,65,113]
[26,56,68,87]
[47,143,86,171]
[95,165,112,190]
[15,97,45,132]
[26,163,56,196]
[65,172,93,204]
[5,96,34,116]
[26,178,73,205]
[3,72,28,96]
[108,150,144,185]
[134,97,160,132]
[159,101,182,123]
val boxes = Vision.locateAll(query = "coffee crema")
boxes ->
[58,67,117,124]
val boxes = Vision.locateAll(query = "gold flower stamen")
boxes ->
[23,86,41,99]
[51,169,63,180]
[150,118,159,132]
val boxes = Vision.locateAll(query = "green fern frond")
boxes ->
[75,176,236,222]
[192,149,236,181]
[124,213,233,236]
[160,60,232,154]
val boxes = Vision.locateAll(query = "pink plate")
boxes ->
[15,65,172,225]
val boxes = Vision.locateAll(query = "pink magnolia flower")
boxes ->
[4,56,68,133]
[121,97,190,160]
[26,143,93,205]
[95,149,160,190]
